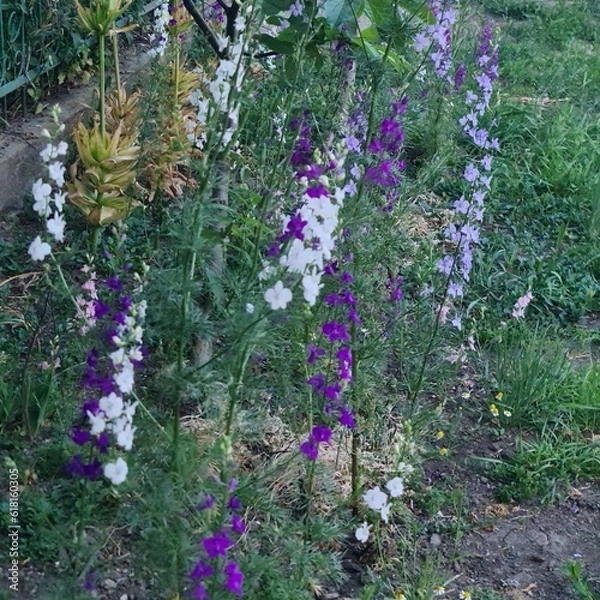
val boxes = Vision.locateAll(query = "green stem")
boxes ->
[98,33,106,136]
[111,27,121,99]
[90,225,101,254]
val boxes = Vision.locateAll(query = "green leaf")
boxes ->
[256,33,296,54]
[396,0,435,24]
[260,0,296,15]
[322,0,361,29]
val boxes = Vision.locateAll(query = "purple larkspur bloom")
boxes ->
[191,583,208,600]
[307,344,326,364]
[312,424,332,443]
[104,275,122,292]
[93,300,111,319]
[203,530,234,558]
[228,496,242,511]
[224,561,244,596]
[95,431,110,454]
[322,321,350,342]
[70,427,91,446]
[231,514,246,534]
[300,438,318,461]
[190,560,214,580]
[197,493,216,511]
[339,407,356,429]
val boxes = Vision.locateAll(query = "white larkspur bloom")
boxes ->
[302,272,323,306]
[363,486,388,511]
[380,503,391,523]
[355,521,371,543]
[99,392,124,420]
[87,410,107,435]
[32,178,52,214]
[245,303,254,314]
[386,477,404,498]
[104,457,128,485]
[114,359,135,394]
[52,191,67,212]
[40,143,58,163]
[48,161,66,187]
[116,422,136,450]
[28,236,52,261]
[46,212,66,242]
[264,280,292,310]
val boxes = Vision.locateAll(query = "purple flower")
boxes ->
[307,344,326,364]
[197,494,216,511]
[340,271,354,284]
[228,496,242,511]
[307,372,326,392]
[70,427,91,446]
[324,384,341,401]
[66,455,85,477]
[191,583,208,600]
[454,63,466,90]
[300,438,319,461]
[322,321,350,342]
[83,457,103,480]
[224,561,244,596]
[279,213,307,242]
[231,514,246,534]
[82,570,97,591]
[203,531,234,558]
[104,275,122,292]
[348,309,362,325]
[190,560,214,580]
[339,407,356,429]
[95,432,110,453]
[312,424,332,444]
[93,300,111,319]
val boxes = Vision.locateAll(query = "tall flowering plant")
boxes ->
[28,105,69,262]
[67,269,147,485]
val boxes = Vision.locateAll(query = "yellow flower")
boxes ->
[489,403,499,417]
[459,591,472,600]
[433,584,446,595]
[461,391,471,399]
[436,430,445,440]
[395,593,407,600]
[495,391,503,400]
[439,447,448,456]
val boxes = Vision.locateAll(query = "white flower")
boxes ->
[32,179,52,215]
[385,477,404,498]
[264,280,292,310]
[57,141,68,156]
[302,272,323,306]
[87,410,107,435]
[104,457,128,485]
[52,191,67,212]
[245,303,254,314]
[116,422,136,450]
[380,503,391,523]
[28,236,52,261]
[110,348,126,366]
[40,143,57,163]
[114,360,135,394]
[46,212,66,242]
[48,161,66,187]
[355,521,371,543]
[363,486,388,511]
[99,392,124,420]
